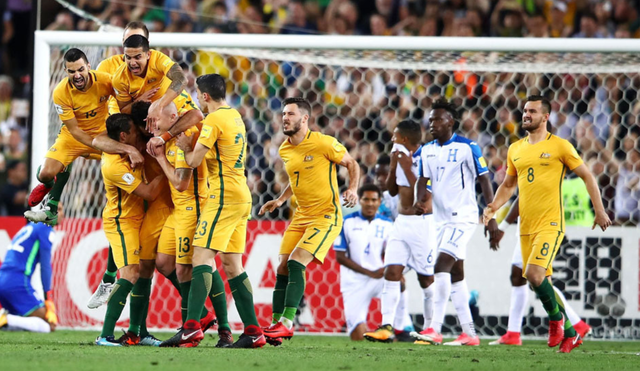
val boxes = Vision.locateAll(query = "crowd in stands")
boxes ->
[2,0,640,226]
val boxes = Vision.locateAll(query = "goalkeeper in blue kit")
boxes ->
[0,222,58,332]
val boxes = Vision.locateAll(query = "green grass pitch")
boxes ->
[1,330,639,371]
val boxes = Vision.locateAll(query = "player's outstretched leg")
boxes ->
[88,247,117,309]
[25,164,72,226]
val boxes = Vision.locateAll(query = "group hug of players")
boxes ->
[18,21,611,352]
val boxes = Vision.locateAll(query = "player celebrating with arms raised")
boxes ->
[259,97,360,344]
[483,96,611,353]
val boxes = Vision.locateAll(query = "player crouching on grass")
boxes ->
[0,219,58,333]
[94,113,166,346]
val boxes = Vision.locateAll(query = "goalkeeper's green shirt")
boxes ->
[562,177,595,227]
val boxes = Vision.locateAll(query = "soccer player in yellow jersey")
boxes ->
[160,74,265,348]
[483,95,611,354]
[259,97,360,343]
[95,114,166,346]
[25,48,114,226]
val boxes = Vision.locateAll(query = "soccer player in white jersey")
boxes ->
[334,184,393,341]
[413,99,499,346]
[364,120,437,343]
[490,198,591,345]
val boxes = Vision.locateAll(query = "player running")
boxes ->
[25,48,114,225]
[483,95,611,353]
[259,97,360,345]
[161,74,265,348]
[334,184,393,341]
[413,99,499,346]
[94,114,166,346]
[0,222,58,333]
[364,121,437,343]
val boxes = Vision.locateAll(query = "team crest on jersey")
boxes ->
[304,155,314,162]
[148,78,157,84]
[540,152,551,159]
[99,95,108,103]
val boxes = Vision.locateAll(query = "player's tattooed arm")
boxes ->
[167,63,187,94]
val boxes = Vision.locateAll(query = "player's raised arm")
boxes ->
[386,151,400,197]
[338,151,360,207]
[571,163,612,231]
[146,62,186,128]
[92,131,144,168]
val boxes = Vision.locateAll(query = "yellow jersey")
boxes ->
[97,54,125,115]
[101,152,145,220]
[52,70,113,136]
[143,153,174,210]
[506,133,583,235]
[279,131,346,225]
[112,49,175,104]
[165,126,209,208]
[197,106,251,204]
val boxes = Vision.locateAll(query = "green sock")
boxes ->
[283,260,306,321]
[128,278,151,335]
[100,278,133,338]
[180,282,191,323]
[554,290,577,337]
[166,270,181,294]
[533,279,562,322]
[229,272,259,327]
[209,270,230,331]
[102,247,117,284]
[46,164,72,213]
[36,165,55,188]
[139,297,150,338]
[187,265,212,322]
[272,274,288,323]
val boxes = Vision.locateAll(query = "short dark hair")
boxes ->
[377,154,391,166]
[431,98,460,122]
[283,97,311,115]
[196,74,226,101]
[6,159,23,172]
[125,21,149,39]
[131,101,151,130]
[106,113,134,141]
[526,95,551,114]
[358,183,382,198]
[395,120,422,145]
[123,34,150,52]
[64,48,89,64]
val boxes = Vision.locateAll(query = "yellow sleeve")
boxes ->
[153,50,176,75]
[175,132,200,169]
[96,59,111,74]
[197,118,222,149]
[112,71,131,103]
[506,144,517,177]
[321,135,347,164]
[104,160,143,194]
[560,139,584,171]
[52,84,75,121]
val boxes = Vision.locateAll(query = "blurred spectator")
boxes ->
[0,159,27,216]
[281,0,317,34]
[573,13,605,38]
[547,2,573,38]
[0,75,12,121]
[615,149,640,224]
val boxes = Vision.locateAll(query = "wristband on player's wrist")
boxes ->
[160,131,174,143]
[498,220,510,232]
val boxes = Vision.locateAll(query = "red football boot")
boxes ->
[199,311,216,333]
[263,322,294,340]
[548,317,565,347]
[28,183,53,207]
[489,331,522,346]
[558,335,583,353]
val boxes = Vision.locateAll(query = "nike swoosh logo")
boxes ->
[131,294,143,298]
[181,332,198,341]
[513,158,520,162]
[252,336,263,343]
[211,292,224,298]
[119,302,126,306]
[535,256,545,260]
[73,107,80,111]
[303,241,313,245]
[178,255,187,258]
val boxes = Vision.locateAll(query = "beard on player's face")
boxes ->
[283,117,302,136]
[522,115,543,131]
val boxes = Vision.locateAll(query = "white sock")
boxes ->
[431,272,451,333]
[553,286,581,325]
[381,280,401,326]
[451,279,476,337]
[422,285,435,330]
[507,285,529,333]
[6,314,51,333]
[393,289,411,330]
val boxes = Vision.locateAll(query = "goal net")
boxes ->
[34,31,640,339]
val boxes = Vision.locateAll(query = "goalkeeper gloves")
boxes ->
[45,296,58,326]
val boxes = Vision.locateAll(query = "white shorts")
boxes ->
[436,222,477,261]
[511,219,522,268]
[385,214,437,276]
[341,278,384,334]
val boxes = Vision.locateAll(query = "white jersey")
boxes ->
[378,191,398,221]
[392,143,422,187]
[333,212,393,287]
[419,133,489,225]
